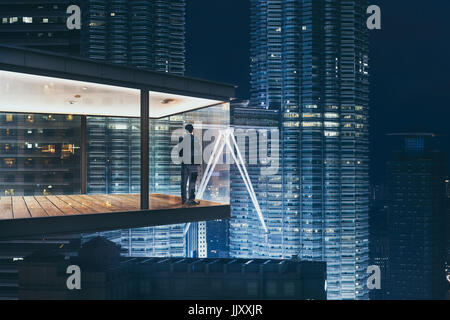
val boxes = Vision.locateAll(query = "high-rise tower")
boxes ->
[81,0,185,73]
[231,0,370,300]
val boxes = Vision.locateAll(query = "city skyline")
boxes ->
[0,0,448,301]
[185,0,450,179]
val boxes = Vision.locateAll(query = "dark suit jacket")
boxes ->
[179,133,202,165]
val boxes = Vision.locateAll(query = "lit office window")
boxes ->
[303,113,321,118]
[41,145,56,154]
[324,112,339,118]
[9,17,18,23]
[61,144,75,159]
[324,131,339,137]
[324,121,339,128]
[302,121,322,127]
[284,121,299,127]
[23,17,33,23]
[4,158,16,168]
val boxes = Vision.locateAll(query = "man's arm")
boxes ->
[193,135,202,165]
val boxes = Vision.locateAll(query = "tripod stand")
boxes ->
[196,127,268,234]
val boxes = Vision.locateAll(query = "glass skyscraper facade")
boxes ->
[230,0,370,300]
[81,0,185,74]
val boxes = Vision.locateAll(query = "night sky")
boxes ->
[186,1,450,181]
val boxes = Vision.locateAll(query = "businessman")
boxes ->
[179,124,202,205]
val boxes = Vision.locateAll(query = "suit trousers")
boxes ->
[181,163,199,203]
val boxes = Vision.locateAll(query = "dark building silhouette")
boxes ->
[0,235,81,300]
[0,1,80,54]
[19,237,130,300]
[205,219,229,258]
[18,237,327,300]
[386,133,447,299]
[446,178,450,299]
[369,184,390,300]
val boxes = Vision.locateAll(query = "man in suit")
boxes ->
[179,124,202,205]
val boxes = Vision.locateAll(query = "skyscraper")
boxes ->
[81,0,185,73]
[386,133,447,299]
[232,0,370,300]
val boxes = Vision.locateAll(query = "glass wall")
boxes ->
[84,102,230,258]
[0,103,230,205]
[85,102,230,204]
[0,112,81,196]
[86,116,140,194]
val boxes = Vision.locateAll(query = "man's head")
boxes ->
[185,124,194,134]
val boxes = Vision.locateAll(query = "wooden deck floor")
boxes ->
[0,194,222,220]
[0,194,230,239]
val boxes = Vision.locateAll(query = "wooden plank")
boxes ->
[150,194,184,210]
[65,195,116,213]
[12,197,31,219]
[34,196,64,217]
[56,195,102,214]
[23,197,48,218]
[45,196,81,215]
[80,195,126,212]
[114,194,176,210]
[0,197,13,220]
[97,194,138,211]
[115,194,143,209]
